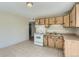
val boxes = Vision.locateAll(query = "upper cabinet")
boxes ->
[63,14,70,27]
[45,18,49,27]
[35,3,79,28]
[49,17,55,25]
[35,17,63,26]
[55,16,63,25]
[76,4,79,27]
[35,18,45,25]
[64,3,79,28]
[70,5,76,27]
[39,18,45,25]
[69,3,79,27]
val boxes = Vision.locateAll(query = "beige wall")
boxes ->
[0,12,29,48]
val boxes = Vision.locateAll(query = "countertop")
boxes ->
[63,34,79,41]
[44,32,79,41]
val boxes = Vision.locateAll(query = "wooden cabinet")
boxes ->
[55,36,64,49]
[43,34,64,49]
[39,18,45,25]
[69,4,79,27]
[45,18,49,27]
[64,4,79,28]
[63,14,70,27]
[48,35,55,48]
[70,3,79,27]
[75,4,79,27]
[35,19,39,25]
[64,37,79,57]
[56,16,63,25]
[35,16,63,26]
[49,17,55,25]
[70,5,76,27]
[35,4,79,27]
[48,16,63,25]
[63,4,79,28]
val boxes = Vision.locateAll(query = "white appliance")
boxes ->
[34,33,44,46]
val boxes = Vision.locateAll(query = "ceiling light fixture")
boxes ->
[26,2,33,8]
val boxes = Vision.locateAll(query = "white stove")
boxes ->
[34,33,44,46]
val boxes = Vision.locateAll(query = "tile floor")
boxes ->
[0,40,64,57]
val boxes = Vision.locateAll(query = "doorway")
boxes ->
[29,22,35,41]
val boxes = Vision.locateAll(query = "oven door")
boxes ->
[34,33,44,46]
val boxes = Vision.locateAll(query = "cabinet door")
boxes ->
[76,4,79,27]
[39,18,45,25]
[45,18,49,27]
[70,6,76,27]
[35,19,39,25]
[49,17,55,25]
[64,39,79,57]
[70,11,72,27]
[48,36,55,48]
[55,36,64,49]
[56,16,63,25]
[64,14,70,27]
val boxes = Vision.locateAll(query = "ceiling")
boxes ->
[0,2,75,18]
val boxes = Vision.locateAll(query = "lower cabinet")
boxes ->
[64,39,79,57]
[48,36,55,48]
[43,35,64,49]
[55,37,64,49]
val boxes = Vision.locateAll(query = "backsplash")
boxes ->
[47,25,75,34]
[35,25,76,34]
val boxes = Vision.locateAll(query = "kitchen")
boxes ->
[0,2,78,57]
[33,3,79,57]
